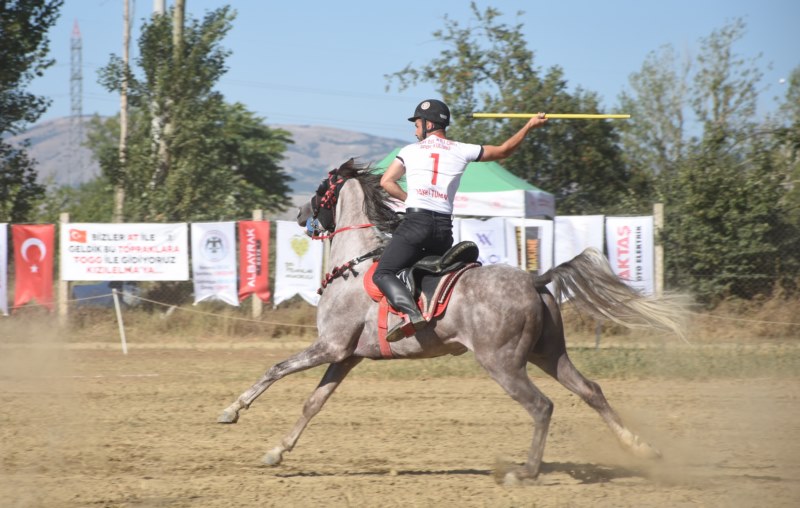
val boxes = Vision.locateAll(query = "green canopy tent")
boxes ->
[373,148,555,218]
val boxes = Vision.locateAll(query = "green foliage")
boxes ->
[0,0,63,222]
[385,2,652,214]
[95,6,293,222]
[0,140,46,222]
[664,135,797,303]
[617,44,690,198]
[773,66,800,227]
[34,176,115,223]
[0,0,63,134]
[620,19,798,303]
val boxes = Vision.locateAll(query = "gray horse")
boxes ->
[218,159,686,482]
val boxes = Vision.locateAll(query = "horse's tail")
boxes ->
[534,247,689,342]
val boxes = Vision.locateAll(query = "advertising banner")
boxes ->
[0,223,7,315]
[60,223,189,281]
[191,222,239,306]
[238,220,271,302]
[459,217,518,267]
[605,216,655,295]
[273,220,322,306]
[13,224,55,310]
[505,218,554,275]
[554,215,605,265]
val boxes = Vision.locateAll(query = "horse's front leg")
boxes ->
[217,340,352,424]
[263,356,363,466]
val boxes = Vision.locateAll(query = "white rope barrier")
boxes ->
[8,291,800,329]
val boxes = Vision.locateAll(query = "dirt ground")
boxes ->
[1,338,799,508]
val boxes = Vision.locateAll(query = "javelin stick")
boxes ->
[470,113,631,120]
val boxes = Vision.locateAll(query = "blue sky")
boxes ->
[29,0,800,141]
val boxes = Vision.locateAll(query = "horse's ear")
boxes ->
[339,158,355,173]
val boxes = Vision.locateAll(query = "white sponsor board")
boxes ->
[554,215,605,265]
[273,220,323,306]
[605,216,655,295]
[459,217,518,267]
[60,223,189,281]
[191,222,239,306]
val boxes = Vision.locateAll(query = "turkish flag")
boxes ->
[238,221,271,302]
[69,228,87,243]
[12,224,55,311]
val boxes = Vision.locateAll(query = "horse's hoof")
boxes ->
[634,441,662,460]
[628,433,662,460]
[216,409,239,424]
[620,430,662,460]
[493,459,540,486]
[262,447,284,466]
[503,471,521,486]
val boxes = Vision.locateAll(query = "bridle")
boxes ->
[304,168,374,240]
[302,166,385,293]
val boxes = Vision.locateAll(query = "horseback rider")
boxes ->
[373,99,548,342]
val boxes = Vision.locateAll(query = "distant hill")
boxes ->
[8,117,406,194]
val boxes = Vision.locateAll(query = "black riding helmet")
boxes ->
[408,99,450,139]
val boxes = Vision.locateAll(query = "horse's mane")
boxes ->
[337,158,401,233]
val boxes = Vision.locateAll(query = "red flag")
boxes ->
[69,228,87,243]
[12,224,55,311]
[238,221,271,302]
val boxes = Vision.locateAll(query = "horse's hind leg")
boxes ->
[218,340,350,424]
[536,351,661,459]
[474,352,554,482]
[263,356,363,466]
[530,295,661,459]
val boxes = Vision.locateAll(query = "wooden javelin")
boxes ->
[470,113,631,120]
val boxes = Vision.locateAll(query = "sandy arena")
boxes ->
[1,336,799,507]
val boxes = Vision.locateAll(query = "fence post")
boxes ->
[654,203,664,297]
[58,212,70,326]
[251,209,263,319]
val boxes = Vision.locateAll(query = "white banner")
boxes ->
[459,217,517,267]
[554,215,605,265]
[606,216,655,295]
[451,217,462,245]
[273,220,323,307]
[60,223,189,281]
[0,223,7,316]
[191,222,239,306]
[505,219,554,275]
[453,189,555,218]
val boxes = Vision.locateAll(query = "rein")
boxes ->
[304,162,392,293]
[310,223,375,241]
[317,246,384,295]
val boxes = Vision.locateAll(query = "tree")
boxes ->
[95,6,293,222]
[385,2,651,214]
[774,65,800,227]
[35,176,115,224]
[653,20,798,302]
[0,141,46,222]
[617,44,691,200]
[0,0,63,222]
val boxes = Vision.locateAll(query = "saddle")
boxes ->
[399,241,480,305]
[364,241,481,358]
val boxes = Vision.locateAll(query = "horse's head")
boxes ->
[296,158,402,238]
[296,159,357,237]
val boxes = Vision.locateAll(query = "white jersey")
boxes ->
[396,136,483,214]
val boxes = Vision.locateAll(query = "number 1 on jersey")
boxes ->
[430,153,440,185]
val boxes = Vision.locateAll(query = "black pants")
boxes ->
[373,210,453,284]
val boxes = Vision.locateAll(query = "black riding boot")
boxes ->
[376,276,428,342]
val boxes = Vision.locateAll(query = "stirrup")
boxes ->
[386,314,428,343]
